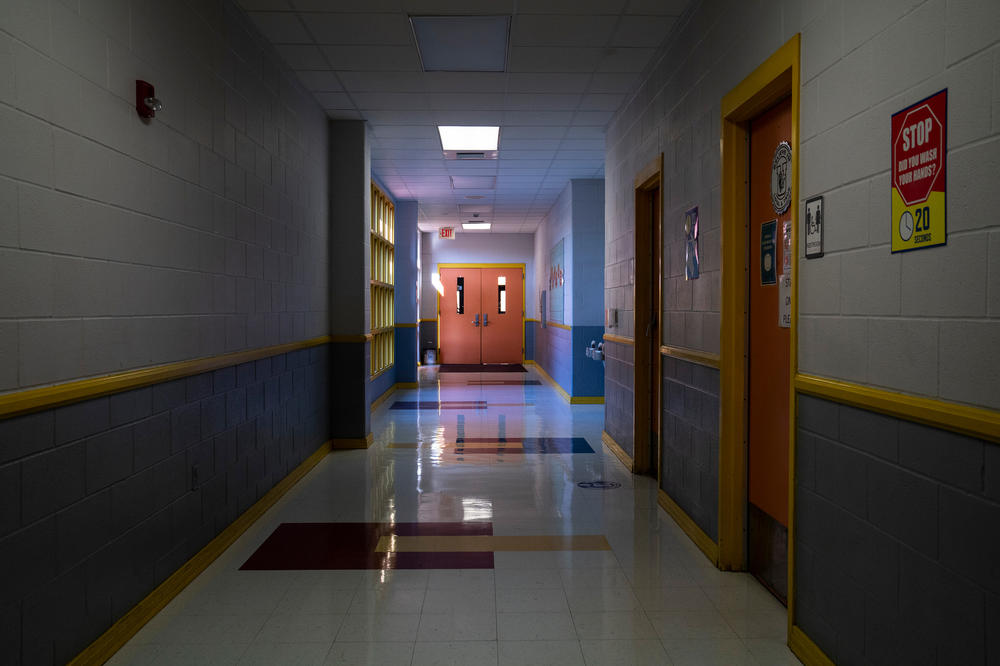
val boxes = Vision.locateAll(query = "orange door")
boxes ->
[439,267,482,364]
[480,267,523,364]
[747,97,791,601]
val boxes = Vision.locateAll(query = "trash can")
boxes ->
[423,349,437,365]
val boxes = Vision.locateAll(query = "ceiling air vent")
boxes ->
[443,149,497,160]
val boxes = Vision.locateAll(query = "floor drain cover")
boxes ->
[577,481,621,489]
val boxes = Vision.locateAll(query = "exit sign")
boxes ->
[439,227,455,240]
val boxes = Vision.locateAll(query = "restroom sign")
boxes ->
[891,89,946,253]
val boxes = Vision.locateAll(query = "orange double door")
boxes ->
[439,266,523,364]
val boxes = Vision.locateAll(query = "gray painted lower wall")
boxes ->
[0,346,332,665]
[795,394,1000,665]
[660,355,719,542]
[603,340,634,459]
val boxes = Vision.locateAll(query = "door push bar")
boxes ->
[472,314,490,327]
[473,313,480,327]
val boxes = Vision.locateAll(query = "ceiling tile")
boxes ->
[401,0,514,12]
[275,44,327,69]
[339,71,427,92]
[294,70,344,91]
[596,47,655,72]
[239,0,294,9]
[587,71,640,93]
[503,93,581,111]
[320,45,420,70]
[353,92,430,109]
[579,93,626,112]
[305,13,413,45]
[511,15,615,47]
[249,12,311,43]
[572,111,614,125]
[411,15,510,72]
[517,0,626,13]
[326,109,363,119]
[500,126,567,139]
[425,93,506,111]
[506,73,591,94]
[372,125,439,139]
[315,92,354,108]
[610,15,676,48]
[508,46,603,73]
[626,0,688,15]
[502,110,574,126]
[292,0,401,10]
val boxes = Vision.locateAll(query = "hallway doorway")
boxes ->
[438,264,524,365]
[633,156,663,477]
[746,96,792,603]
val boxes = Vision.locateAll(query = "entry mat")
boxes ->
[438,363,527,373]
[240,522,611,570]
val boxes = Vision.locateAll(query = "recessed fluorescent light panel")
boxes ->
[450,176,497,190]
[462,222,491,230]
[411,16,510,72]
[438,126,500,160]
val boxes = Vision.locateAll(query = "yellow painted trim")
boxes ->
[602,333,633,345]
[394,323,418,328]
[660,345,721,369]
[68,439,334,666]
[601,430,633,472]
[332,433,374,449]
[437,263,526,269]
[570,396,605,405]
[370,383,398,412]
[0,336,332,421]
[523,359,536,366]
[546,321,571,330]
[397,382,418,389]
[796,374,1000,443]
[419,318,437,323]
[532,363,571,404]
[789,625,836,666]
[331,333,372,343]
[525,318,540,323]
[720,33,800,582]
[657,489,719,566]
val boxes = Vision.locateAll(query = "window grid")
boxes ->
[371,183,394,377]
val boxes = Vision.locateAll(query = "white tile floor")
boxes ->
[109,366,800,665]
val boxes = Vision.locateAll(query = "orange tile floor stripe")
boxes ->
[374,534,612,553]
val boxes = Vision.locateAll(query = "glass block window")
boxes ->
[370,183,394,377]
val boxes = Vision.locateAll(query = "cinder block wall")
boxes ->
[0,0,330,392]
[0,1,333,663]
[604,0,1000,660]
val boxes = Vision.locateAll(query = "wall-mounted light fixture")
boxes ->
[135,80,163,119]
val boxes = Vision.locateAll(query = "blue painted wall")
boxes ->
[395,327,418,383]
[524,321,536,361]
[530,180,605,399]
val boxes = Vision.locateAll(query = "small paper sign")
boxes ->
[778,274,792,328]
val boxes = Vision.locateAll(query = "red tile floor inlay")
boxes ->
[240,522,495,570]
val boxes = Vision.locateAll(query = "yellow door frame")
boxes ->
[436,263,527,363]
[719,33,800,635]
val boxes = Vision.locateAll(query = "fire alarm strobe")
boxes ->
[135,80,163,119]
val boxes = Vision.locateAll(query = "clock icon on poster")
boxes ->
[899,211,914,241]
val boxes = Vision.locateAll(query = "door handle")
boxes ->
[473,313,480,327]
[483,313,488,327]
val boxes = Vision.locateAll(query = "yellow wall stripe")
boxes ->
[570,396,605,405]
[789,625,836,666]
[660,345,721,369]
[69,439,334,666]
[545,322,572,330]
[532,363,571,404]
[658,489,719,566]
[394,323,418,328]
[601,431,633,472]
[796,373,1000,443]
[0,336,333,421]
[603,333,633,345]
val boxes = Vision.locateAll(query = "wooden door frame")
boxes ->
[633,155,663,477]
[719,33,800,637]
[436,263,526,363]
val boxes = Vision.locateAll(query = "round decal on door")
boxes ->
[771,141,792,215]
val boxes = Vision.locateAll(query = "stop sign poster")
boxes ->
[891,89,947,253]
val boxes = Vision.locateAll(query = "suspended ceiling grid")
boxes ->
[238,0,688,233]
